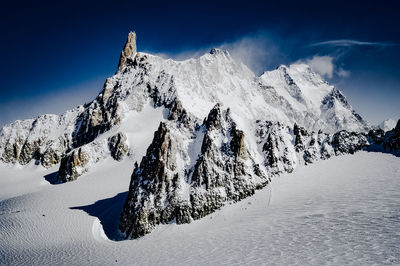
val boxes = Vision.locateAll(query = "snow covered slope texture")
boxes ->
[0,32,399,240]
[0,32,369,171]
[119,102,397,239]
[259,64,368,133]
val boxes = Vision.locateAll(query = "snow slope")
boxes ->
[0,45,369,171]
[1,152,399,265]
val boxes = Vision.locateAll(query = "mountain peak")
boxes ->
[117,31,137,71]
[209,48,229,56]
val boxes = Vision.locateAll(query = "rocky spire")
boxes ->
[117,31,137,71]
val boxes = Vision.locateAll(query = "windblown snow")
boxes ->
[0,152,399,265]
[0,33,398,264]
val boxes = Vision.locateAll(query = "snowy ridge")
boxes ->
[260,64,368,132]
[0,33,399,241]
[0,36,369,170]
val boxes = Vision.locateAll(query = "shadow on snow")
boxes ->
[70,191,128,241]
[43,171,61,185]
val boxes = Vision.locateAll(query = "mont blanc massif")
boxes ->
[1,33,399,265]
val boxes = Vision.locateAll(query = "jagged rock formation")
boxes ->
[119,104,398,239]
[331,130,368,155]
[368,119,400,155]
[108,132,129,161]
[73,78,122,148]
[383,120,400,152]
[0,35,372,170]
[117,31,137,71]
[0,112,78,168]
[0,32,399,239]
[119,104,269,239]
[256,121,297,175]
[58,147,89,183]
[58,132,129,182]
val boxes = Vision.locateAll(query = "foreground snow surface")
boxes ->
[0,152,399,265]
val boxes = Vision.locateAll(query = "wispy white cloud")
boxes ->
[296,55,350,79]
[146,31,287,75]
[337,68,350,77]
[309,39,395,47]
[219,33,285,75]
[299,55,335,78]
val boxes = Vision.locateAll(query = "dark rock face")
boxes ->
[281,67,305,104]
[322,88,351,109]
[368,128,385,145]
[256,121,296,175]
[73,83,121,148]
[57,132,129,183]
[18,139,42,165]
[108,132,129,161]
[58,148,89,183]
[165,99,194,128]
[293,123,308,152]
[119,122,178,238]
[117,32,137,71]
[332,131,368,155]
[119,104,268,239]
[379,119,400,153]
[257,121,371,174]
[1,137,24,164]
[0,128,72,168]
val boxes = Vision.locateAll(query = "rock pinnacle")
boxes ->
[117,31,137,71]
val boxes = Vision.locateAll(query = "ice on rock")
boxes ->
[0,32,399,240]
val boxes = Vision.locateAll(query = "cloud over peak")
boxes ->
[297,55,350,79]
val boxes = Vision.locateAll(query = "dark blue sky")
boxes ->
[1,0,399,126]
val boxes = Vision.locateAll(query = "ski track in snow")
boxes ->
[0,151,399,265]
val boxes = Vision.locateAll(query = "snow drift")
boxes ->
[0,32,399,239]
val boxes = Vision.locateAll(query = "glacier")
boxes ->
[0,31,399,246]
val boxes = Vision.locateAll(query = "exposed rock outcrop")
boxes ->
[256,121,296,175]
[108,132,129,161]
[58,132,129,182]
[72,81,121,148]
[383,119,400,152]
[119,104,269,239]
[117,31,137,71]
[58,147,89,183]
[368,119,400,155]
[1,32,400,242]
[257,121,371,174]
[332,130,368,155]
[0,113,77,168]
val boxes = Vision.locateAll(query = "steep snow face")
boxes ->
[260,64,369,132]
[114,49,369,135]
[0,43,369,168]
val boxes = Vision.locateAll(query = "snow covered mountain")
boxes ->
[0,32,399,239]
[378,119,397,132]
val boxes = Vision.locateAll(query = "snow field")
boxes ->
[0,151,399,265]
